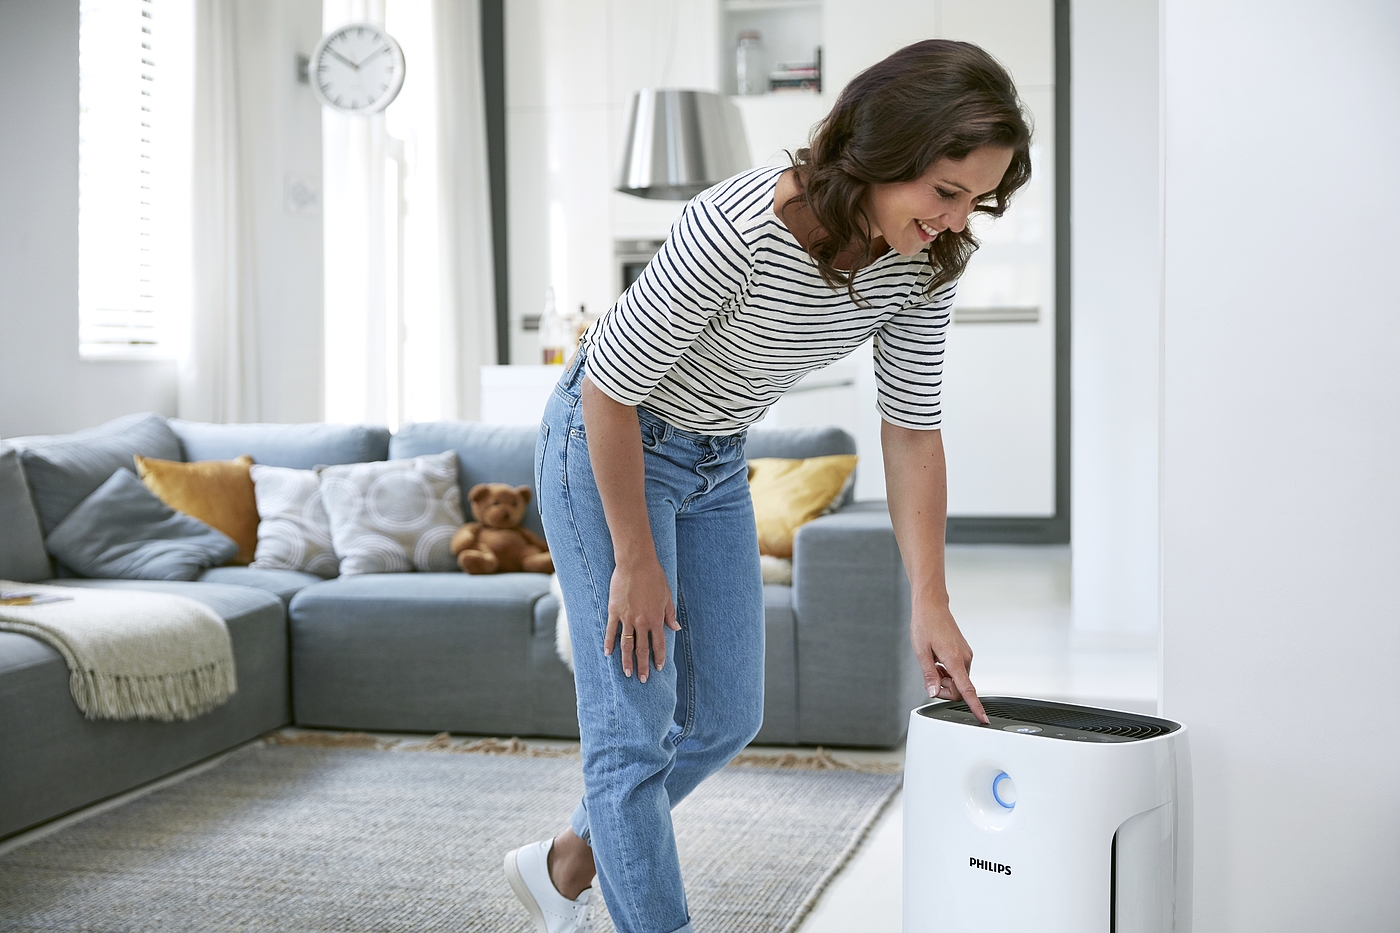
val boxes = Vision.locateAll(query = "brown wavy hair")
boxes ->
[788,39,1033,300]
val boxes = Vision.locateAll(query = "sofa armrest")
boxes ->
[791,501,926,747]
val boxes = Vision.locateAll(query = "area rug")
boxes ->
[0,735,900,932]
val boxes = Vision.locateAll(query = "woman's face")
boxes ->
[867,146,1015,257]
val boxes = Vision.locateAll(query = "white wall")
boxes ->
[0,1,322,438]
[1159,2,1400,929]
[234,0,325,425]
[0,1,178,438]
[1069,0,1160,640]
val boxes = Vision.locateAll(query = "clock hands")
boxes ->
[356,44,390,69]
[326,46,359,71]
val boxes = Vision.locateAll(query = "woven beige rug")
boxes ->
[0,734,899,932]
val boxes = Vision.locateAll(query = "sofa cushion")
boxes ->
[168,420,390,470]
[292,569,551,604]
[289,572,555,734]
[318,452,465,575]
[745,425,857,460]
[390,422,543,538]
[754,583,798,745]
[0,445,50,582]
[748,455,859,559]
[36,578,283,629]
[11,413,182,535]
[198,566,324,607]
[248,465,339,578]
[45,470,239,581]
[135,454,259,565]
[746,426,859,508]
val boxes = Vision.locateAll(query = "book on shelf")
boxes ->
[768,78,820,93]
[767,46,821,94]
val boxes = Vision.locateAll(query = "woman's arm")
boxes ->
[881,420,989,723]
[580,376,679,684]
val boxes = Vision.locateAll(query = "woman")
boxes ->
[506,38,1032,933]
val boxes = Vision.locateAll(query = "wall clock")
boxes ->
[310,23,406,115]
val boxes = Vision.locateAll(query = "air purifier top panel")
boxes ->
[917,697,1181,743]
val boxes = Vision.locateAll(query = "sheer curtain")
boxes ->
[322,0,495,426]
[180,0,261,423]
[431,0,496,423]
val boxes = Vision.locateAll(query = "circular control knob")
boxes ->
[992,771,1016,809]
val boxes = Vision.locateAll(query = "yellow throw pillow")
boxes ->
[747,455,857,559]
[133,454,259,566]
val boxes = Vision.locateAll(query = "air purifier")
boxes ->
[903,697,1191,933]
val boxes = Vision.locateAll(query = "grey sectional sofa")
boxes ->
[0,412,924,841]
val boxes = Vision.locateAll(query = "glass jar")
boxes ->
[736,30,765,96]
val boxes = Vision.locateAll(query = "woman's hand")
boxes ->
[604,556,680,683]
[580,376,679,684]
[881,421,989,724]
[911,598,986,722]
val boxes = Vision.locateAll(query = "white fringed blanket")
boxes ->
[0,581,236,721]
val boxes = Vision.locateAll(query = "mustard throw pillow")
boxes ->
[133,454,259,565]
[747,455,857,559]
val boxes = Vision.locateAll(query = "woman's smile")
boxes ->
[869,145,1015,256]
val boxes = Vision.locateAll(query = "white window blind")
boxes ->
[78,0,166,358]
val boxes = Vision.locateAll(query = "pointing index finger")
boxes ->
[947,661,988,724]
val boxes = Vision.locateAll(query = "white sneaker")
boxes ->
[504,838,593,933]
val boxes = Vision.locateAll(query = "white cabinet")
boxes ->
[927,1,1058,517]
[480,365,563,425]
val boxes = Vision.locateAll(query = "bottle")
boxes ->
[736,30,765,96]
[540,287,566,365]
[564,304,586,365]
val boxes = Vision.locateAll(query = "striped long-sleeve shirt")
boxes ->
[581,166,956,434]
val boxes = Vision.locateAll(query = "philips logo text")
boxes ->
[969,857,1011,876]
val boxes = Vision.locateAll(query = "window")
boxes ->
[78,0,191,359]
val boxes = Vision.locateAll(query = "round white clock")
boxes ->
[310,23,406,115]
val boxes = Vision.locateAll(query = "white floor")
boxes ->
[795,543,1158,933]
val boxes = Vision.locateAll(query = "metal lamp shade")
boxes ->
[616,89,752,200]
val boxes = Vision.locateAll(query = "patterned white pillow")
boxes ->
[249,465,340,578]
[318,452,464,576]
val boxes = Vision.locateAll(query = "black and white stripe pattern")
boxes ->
[582,166,956,434]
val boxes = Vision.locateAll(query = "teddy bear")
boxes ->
[450,483,555,575]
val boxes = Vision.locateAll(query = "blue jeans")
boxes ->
[536,354,765,933]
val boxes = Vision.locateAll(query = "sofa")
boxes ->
[0,412,925,841]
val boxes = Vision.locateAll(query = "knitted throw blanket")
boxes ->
[0,581,236,721]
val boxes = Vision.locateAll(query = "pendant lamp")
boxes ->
[615,89,752,200]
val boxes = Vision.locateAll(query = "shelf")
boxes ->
[721,0,822,98]
[723,0,821,11]
[734,90,822,100]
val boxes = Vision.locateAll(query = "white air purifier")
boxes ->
[903,697,1191,933]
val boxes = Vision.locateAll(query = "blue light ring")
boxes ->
[992,771,1015,809]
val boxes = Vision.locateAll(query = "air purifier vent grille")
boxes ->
[948,700,1175,739]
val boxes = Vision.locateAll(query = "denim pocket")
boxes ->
[640,421,663,451]
[637,407,670,451]
[534,422,550,493]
